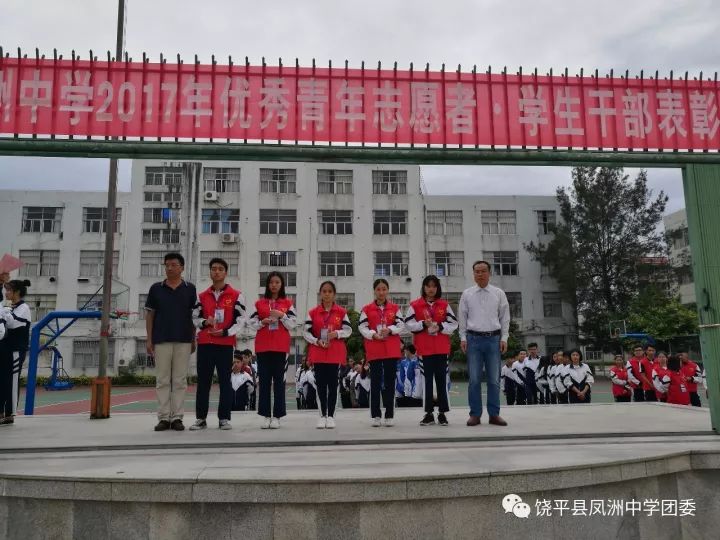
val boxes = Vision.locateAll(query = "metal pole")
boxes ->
[95,0,126,417]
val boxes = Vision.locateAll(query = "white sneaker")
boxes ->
[189,419,207,431]
[316,416,327,429]
[384,418,394,427]
[325,416,336,429]
[372,417,382,427]
[219,419,232,430]
[269,417,280,429]
[261,417,272,429]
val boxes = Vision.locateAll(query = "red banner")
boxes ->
[0,57,718,151]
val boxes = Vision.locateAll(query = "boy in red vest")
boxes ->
[679,351,703,407]
[627,345,651,402]
[665,355,691,406]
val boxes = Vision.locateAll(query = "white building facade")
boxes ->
[663,208,695,306]
[0,160,576,376]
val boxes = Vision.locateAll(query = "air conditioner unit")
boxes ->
[204,190,218,201]
[221,233,237,243]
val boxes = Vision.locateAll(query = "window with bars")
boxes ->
[259,209,297,234]
[79,251,119,277]
[134,338,154,368]
[484,251,519,276]
[259,271,297,288]
[24,294,57,320]
[140,252,165,277]
[388,293,410,311]
[201,208,240,234]
[444,292,462,314]
[506,292,523,319]
[203,167,241,192]
[481,210,517,235]
[319,252,354,277]
[77,294,118,311]
[319,210,353,235]
[546,335,566,352]
[543,292,563,318]
[372,170,408,195]
[142,229,180,244]
[144,208,180,224]
[374,252,409,277]
[144,192,182,203]
[537,210,557,235]
[22,207,63,233]
[138,294,148,320]
[260,251,296,267]
[373,210,407,235]
[429,251,464,277]
[145,166,183,187]
[317,169,353,194]
[426,210,463,236]
[73,339,115,368]
[18,250,59,277]
[335,293,355,310]
[200,251,240,276]
[260,169,296,194]
[82,207,121,233]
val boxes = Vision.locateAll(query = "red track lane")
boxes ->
[25,388,159,415]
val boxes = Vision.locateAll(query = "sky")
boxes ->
[2,0,719,213]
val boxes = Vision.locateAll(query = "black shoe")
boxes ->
[419,412,435,426]
[438,413,449,426]
[170,419,185,431]
[154,420,171,431]
[0,416,15,426]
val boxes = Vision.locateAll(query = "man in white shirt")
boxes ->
[459,261,511,426]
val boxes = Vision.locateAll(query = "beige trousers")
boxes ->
[154,342,191,421]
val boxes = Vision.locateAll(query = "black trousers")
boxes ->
[370,358,398,419]
[633,387,645,402]
[614,395,631,403]
[505,385,516,406]
[423,354,450,413]
[690,392,702,407]
[515,384,527,405]
[644,390,657,402]
[568,387,592,404]
[525,382,538,405]
[232,386,249,411]
[357,387,369,408]
[314,363,339,417]
[556,391,568,404]
[257,352,287,418]
[195,344,233,421]
[0,347,13,417]
[549,392,558,404]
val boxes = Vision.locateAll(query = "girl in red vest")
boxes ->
[651,352,670,402]
[405,275,458,426]
[664,355,691,406]
[247,272,298,429]
[609,354,632,403]
[303,281,352,429]
[359,279,405,427]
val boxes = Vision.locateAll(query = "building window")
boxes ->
[76,294,118,311]
[546,335,566,352]
[543,292,563,318]
[145,192,181,202]
[135,338,154,368]
[372,170,407,195]
[335,293,355,310]
[373,210,407,235]
[444,292,462,314]
[200,251,240,276]
[144,192,162,202]
[260,251,296,267]
[506,292,523,319]
[144,208,180,224]
[21,207,63,233]
[429,251,464,277]
[374,252,409,277]
[426,210,463,236]
[203,167,241,192]
[138,294,148,320]
[318,169,353,194]
[73,339,115,368]
[485,251,519,276]
[259,271,297,288]
[201,208,240,234]
[537,210,557,235]
[142,229,180,244]
[140,252,165,277]
[481,210,516,235]
[260,209,296,234]
[79,251,119,277]
[25,294,57,320]
[389,293,410,311]
[319,252,354,277]
[319,210,353,235]
[260,168,296,194]
[82,207,121,233]
[145,166,182,187]
[18,250,59,277]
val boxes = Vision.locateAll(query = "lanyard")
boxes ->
[321,305,334,328]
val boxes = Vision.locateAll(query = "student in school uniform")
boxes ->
[556,351,571,404]
[511,350,528,405]
[304,281,352,429]
[231,352,255,411]
[651,352,670,403]
[405,275,458,427]
[566,349,594,404]
[353,361,371,408]
[609,354,632,403]
[639,345,658,402]
[501,356,516,406]
[535,354,552,405]
[678,351,703,407]
[524,343,541,404]
[0,279,32,425]
[359,279,405,427]
[396,344,424,407]
[295,358,312,409]
[246,272,298,429]
[626,345,649,402]
[662,355,692,406]
[547,352,559,404]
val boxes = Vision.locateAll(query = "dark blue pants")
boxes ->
[195,344,233,421]
[370,358,398,419]
[423,354,450,413]
[257,351,287,418]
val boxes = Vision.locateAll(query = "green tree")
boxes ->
[626,286,698,341]
[525,167,668,349]
[345,309,365,362]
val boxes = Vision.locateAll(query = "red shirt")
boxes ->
[667,371,691,405]
[609,366,631,398]
[409,297,451,356]
[653,366,670,401]
[306,304,348,365]
[196,285,242,347]
[639,357,655,391]
[681,361,701,393]
[627,357,643,389]
[253,297,295,353]
[361,301,402,361]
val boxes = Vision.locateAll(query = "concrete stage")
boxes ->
[1,403,719,539]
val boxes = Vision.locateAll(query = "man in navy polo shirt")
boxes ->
[145,253,197,432]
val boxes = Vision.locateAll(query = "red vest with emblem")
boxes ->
[681,361,700,392]
[628,357,643,388]
[361,301,402,362]
[197,285,241,347]
[307,304,347,365]
[609,366,631,398]
[639,357,655,390]
[653,366,670,400]
[409,297,451,356]
[667,370,691,405]
[254,297,294,353]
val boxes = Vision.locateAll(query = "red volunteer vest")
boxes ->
[681,361,700,392]
[254,297,294,353]
[628,357,643,389]
[409,297,451,356]
[667,371,691,405]
[653,366,670,400]
[609,366,631,398]
[639,357,655,390]
[197,285,241,346]
[307,304,348,365]
[361,301,402,362]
